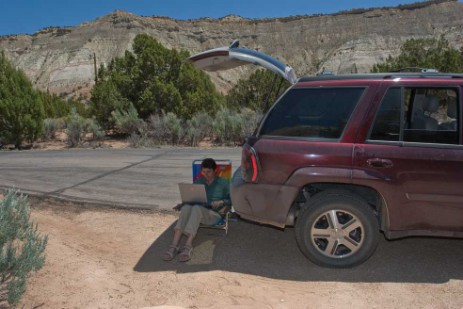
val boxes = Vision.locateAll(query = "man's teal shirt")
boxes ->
[194,176,231,207]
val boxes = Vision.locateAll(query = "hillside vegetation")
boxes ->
[1,36,462,149]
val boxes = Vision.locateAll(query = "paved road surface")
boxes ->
[0,147,241,211]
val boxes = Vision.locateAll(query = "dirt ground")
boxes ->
[8,201,461,309]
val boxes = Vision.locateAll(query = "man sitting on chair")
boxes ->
[162,158,231,262]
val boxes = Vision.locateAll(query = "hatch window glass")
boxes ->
[260,87,365,139]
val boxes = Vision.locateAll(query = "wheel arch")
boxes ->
[286,183,390,233]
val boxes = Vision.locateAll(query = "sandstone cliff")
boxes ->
[1,0,462,100]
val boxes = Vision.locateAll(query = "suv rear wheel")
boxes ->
[295,192,379,268]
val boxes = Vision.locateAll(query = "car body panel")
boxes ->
[352,81,463,235]
[232,137,355,227]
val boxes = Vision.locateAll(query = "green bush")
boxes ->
[85,118,105,141]
[185,112,213,146]
[213,108,242,145]
[145,112,183,145]
[0,189,48,306]
[126,120,153,148]
[226,69,290,113]
[371,37,463,73]
[163,112,183,145]
[127,130,154,148]
[90,80,130,130]
[239,108,262,141]
[0,52,45,148]
[146,114,168,145]
[43,118,65,141]
[66,109,87,147]
[90,34,224,130]
[112,103,144,136]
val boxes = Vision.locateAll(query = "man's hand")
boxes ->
[210,200,223,209]
[173,203,184,211]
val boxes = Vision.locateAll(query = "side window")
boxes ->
[370,88,401,141]
[260,87,365,139]
[369,87,459,145]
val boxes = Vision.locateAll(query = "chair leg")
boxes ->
[198,211,230,235]
[224,213,229,236]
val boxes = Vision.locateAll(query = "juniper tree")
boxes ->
[0,190,48,306]
[0,52,45,148]
[371,37,463,73]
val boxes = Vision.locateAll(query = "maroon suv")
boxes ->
[189,42,463,268]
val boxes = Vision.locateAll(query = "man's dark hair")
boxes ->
[201,158,217,170]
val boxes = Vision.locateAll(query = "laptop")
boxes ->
[178,183,209,206]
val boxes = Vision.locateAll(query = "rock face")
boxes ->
[1,0,462,99]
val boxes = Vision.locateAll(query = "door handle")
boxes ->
[366,158,393,168]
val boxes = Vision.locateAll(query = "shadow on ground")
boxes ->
[134,219,463,283]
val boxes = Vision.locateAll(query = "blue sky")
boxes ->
[0,0,453,36]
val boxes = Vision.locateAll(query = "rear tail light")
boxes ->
[241,144,260,183]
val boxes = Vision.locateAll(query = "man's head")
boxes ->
[201,158,217,183]
[201,158,216,170]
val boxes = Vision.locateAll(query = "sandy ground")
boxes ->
[9,201,461,309]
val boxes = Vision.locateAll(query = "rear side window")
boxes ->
[369,87,460,145]
[260,87,365,139]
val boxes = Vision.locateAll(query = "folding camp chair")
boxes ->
[193,159,232,235]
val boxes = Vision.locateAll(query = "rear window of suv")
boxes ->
[259,87,365,139]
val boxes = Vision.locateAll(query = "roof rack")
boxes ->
[298,72,463,82]
[392,67,439,73]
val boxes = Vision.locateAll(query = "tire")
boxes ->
[295,192,380,268]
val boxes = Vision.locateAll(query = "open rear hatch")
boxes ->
[187,40,298,84]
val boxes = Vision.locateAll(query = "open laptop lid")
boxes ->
[178,183,208,205]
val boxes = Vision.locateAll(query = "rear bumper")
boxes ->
[231,179,299,228]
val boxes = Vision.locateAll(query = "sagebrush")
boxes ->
[0,190,48,306]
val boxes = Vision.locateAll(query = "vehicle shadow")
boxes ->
[134,219,463,283]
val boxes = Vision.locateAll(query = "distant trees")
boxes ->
[90,34,224,130]
[226,69,290,113]
[0,52,45,148]
[0,51,91,148]
[371,37,463,73]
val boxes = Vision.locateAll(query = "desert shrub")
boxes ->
[42,118,65,140]
[85,118,105,141]
[163,112,183,145]
[112,103,144,136]
[185,112,213,146]
[146,114,168,144]
[127,131,156,148]
[0,189,48,306]
[239,108,262,141]
[66,109,87,147]
[127,121,155,148]
[43,118,58,140]
[127,132,143,148]
[145,112,183,145]
[213,108,242,145]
